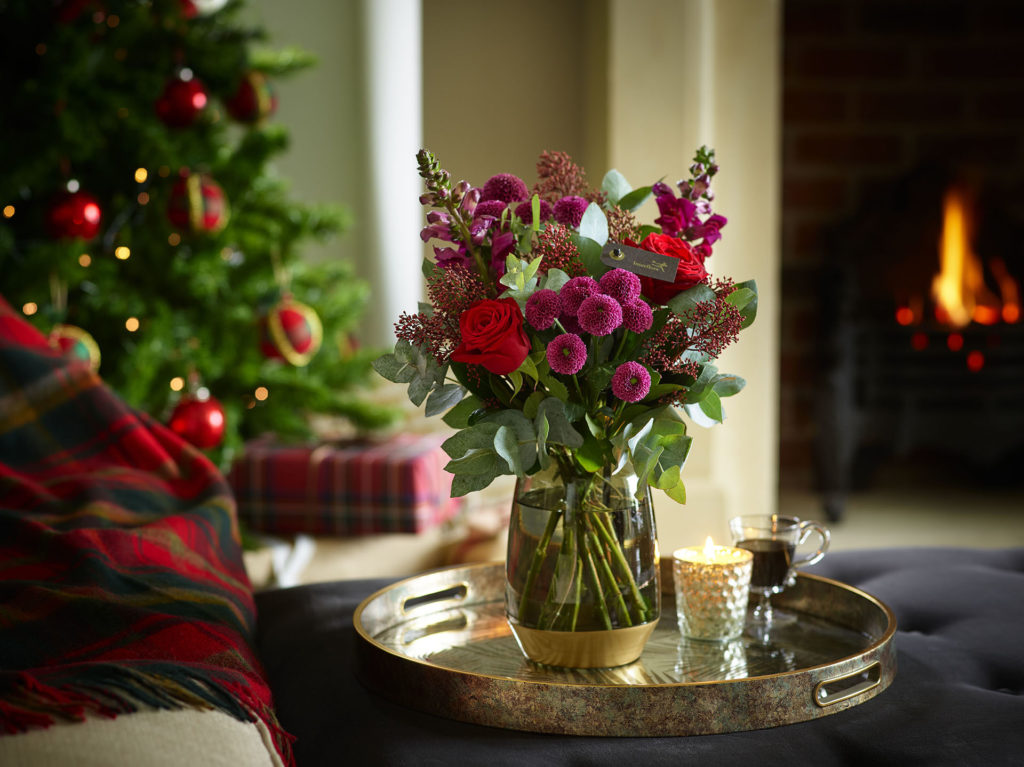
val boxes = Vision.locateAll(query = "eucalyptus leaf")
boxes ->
[601,169,632,205]
[531,195,541,232]
[542,268,570,293]
[734,279,758,329]
[576,433,607,473]
[494,425,524,476]
[712,374,746,398]
[441,421,501,459]
[523,391,546,420]
[451,472,500,497]
[667,283,717,318]
[576,235,606,277]
[535,412,551,470]
[424,383,465,417]
[536,397,583,448]
[664,479,687,504]
[699,390,724,423]
[408,374,433,406]
[617,185,653,212]
[371,353,417,384]
[442,394,482,429]
[578,202,609,245]
[540,372,569,402]
[445,448,507,476]
[682,400,720,428]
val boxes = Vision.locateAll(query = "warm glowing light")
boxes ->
[966,350,985,372]
[972,306,1000,325]
[895,307,914,326]
[134,168,148,183]
[209,411,225,428]
[931,186,1000,329]
[180,68,194,81]
[78,254,92,267]
[911,332,928,351]
[67,179,80,193]
[83,203,101,223]
[254,386,269,401]
[22,302,38,316]
[990,258,1020,325]
[137,192,149,205]
[947,333,964,352]
[107,14,119,27]
[115,246,130,260]
[168,233,181,246]
[125,317,140,332]
[170,377,185,391]
[192,92,208,109]
[3,205,14,218]
[703,536,716,560]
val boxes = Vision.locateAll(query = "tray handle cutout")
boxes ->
[814,662,881,707]
[402,583,469,614]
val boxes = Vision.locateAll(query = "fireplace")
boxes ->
[815,166,1024,519]
[780,0,1024,517]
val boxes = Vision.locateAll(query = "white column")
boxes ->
[359,0,424,348]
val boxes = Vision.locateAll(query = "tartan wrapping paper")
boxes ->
[228,434,462,536]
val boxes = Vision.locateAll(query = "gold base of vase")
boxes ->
[508,619,659,668]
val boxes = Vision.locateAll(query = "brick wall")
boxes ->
[780,0,1024,490]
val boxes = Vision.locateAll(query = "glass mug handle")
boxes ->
[793,520,830,568]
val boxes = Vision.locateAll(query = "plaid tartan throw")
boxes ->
[0,297,292,765]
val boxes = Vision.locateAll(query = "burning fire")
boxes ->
[929,186,1019,327]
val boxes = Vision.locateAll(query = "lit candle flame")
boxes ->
[703,536,715,560]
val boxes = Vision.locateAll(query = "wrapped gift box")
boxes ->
[229,433,462,537]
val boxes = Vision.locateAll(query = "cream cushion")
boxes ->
[0,708,282,767]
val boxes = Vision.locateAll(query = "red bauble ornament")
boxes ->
[166,172,229,233]
[49,324,101,371]
[47,191,102,240]
[155,75,209,128]
[168,393,226,449]
[225,71,277,124]
[259,298,323,366]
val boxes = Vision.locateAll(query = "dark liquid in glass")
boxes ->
[738,539,795,590]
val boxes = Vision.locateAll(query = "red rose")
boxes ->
[634,232,708,304]
[451,297,531,375]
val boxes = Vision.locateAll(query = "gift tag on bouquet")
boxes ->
[601,242,678,281]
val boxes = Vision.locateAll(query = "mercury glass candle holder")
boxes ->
[673,539,753,642]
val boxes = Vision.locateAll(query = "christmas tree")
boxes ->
[0,0,394,468]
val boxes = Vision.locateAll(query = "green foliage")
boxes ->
[0,0,394,469]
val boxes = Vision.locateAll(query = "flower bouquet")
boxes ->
[374,147,756,667]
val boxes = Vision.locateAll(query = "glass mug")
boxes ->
[728,515,830,635]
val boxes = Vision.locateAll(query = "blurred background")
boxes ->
[246,0,1024,555]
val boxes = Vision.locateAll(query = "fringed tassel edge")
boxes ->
[0,666,295,766]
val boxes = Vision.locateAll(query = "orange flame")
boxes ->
[930,186,1000,328]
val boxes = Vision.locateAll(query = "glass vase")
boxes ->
[504,460,661,668]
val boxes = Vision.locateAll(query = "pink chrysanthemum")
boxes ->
[611,362,651,402]
[559,276,600,315]
[547,333,587,375]
[621,300,653,333]
[475,200,508,219]
[599,268,642,306]
[514,199,553,225]
[553,195,589,228]
[577,294,623,336]
[480,173,528,203]
[525,289,560,330]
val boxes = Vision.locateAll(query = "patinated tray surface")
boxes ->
[353,561,897,736]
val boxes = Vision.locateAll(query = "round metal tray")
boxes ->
[353,560,896,735]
